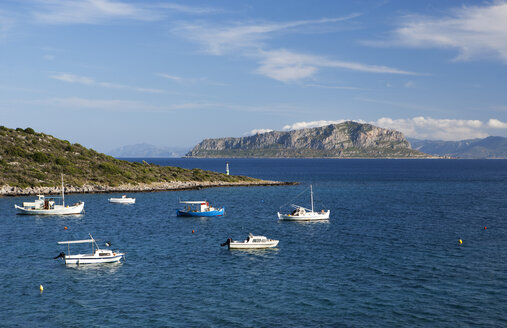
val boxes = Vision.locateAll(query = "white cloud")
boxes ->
[176,16,420,83]
[404,81,415,88]
[50,72,165,94]
[31,0,216,25]
[157,3,221,15]
[33,0,159,24]
[176,16,359,56]
[0,11,16,39]
[244,129,274,136]
[257,49,418,82]
[375,1,507,63]
[488,118,507,128]
[258,117,507,140]
[282,120,350,131]
[157,73,182,81]
[373,117,488,140]
[25,97,159,112]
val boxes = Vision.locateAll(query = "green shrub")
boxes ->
[55,156,70,166]
[4,145,26,157]
[32,152,49,163]
[24,127,35,134]
[99,162,120,175]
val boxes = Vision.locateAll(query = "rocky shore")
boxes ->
[0,180,295,196]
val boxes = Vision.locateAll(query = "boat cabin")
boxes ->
[245,233,268,243]
[21,195,56,210]
[290,206,307,216]
[181,201,213,212]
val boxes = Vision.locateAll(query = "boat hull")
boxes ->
[177,208,224,217]
[109,198,135,204]
[229,240,279,249]
[277,210,330,221]
[15,202,85,215]
[64,253,124,265]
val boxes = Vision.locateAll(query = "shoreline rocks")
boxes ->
[0,180,295,196]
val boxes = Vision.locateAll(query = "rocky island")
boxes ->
[187,121,433,158]
[0,126,289,196]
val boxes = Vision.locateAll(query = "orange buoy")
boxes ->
[64,226,68,230]
[484,226,487,230]
[192,230,195,234]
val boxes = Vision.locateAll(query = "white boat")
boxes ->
[221,233,279,249]
[108,195,135,204]
[14,175,84,215]
[55,234,124,265]
[277,185,330,221]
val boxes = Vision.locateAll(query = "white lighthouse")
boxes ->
[226,162,230,175]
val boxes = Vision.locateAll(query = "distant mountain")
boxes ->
[408,136,507,159]
[187,121,432,158]
[108,143,191,158]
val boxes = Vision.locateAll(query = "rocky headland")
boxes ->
[187,121,434,158]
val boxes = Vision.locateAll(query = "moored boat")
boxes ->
[221,233,279,249]
[176,200,224,217]
[55,234,124,265]
[277,185,329,221]
[14,175,84,215]
[108,195,135,204]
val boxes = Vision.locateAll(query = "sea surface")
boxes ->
[0,159,506,327]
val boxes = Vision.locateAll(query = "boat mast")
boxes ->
[310,185,314,213]
[61,174,65,206]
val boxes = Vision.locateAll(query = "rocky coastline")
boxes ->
[0,180,295,196]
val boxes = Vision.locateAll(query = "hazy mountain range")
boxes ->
[108,144,191,158]
[408,136,507,159]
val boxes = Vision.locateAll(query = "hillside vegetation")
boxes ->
[188,121,431,158]
[0,126,260,188]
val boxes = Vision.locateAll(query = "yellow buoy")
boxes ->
[459,239,463,245]
[39,285,44,293]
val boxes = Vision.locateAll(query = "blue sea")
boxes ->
[0,159,506,327]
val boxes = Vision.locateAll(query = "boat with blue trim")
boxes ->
[176,200,224,217]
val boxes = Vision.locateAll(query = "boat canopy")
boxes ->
[290,204,311,211]
[179,200,207,204]
[57,239,95,244]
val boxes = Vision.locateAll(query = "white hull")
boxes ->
[229,240,279,249]
[64,253,124,265]
[15,202,84,215]
[277,210,330,221]
[109,198,135,204]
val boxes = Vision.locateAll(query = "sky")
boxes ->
[1,0,507,152]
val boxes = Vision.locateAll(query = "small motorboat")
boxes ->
[108,195,135,204]
[176,200,224,217]
[14,175,84,215]
[221,233,279,249]
[277,185,330,221]
[55,234,124,265]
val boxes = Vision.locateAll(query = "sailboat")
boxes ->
[277,185,330,221]
[14,175,84,215]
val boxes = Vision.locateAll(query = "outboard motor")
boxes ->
[54,252,65,259]
[220,238,232,247]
